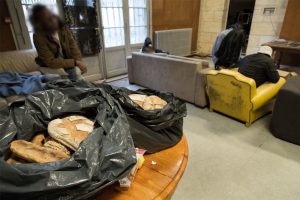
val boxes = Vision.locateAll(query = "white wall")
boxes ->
[196,0,288,56]
[196,0,228,55]
[246,0,288,55]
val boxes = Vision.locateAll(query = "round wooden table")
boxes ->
[96,135,188,200]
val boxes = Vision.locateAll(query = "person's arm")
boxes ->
[33,34,75,69]
[64,28,87,74]
[66,28,82,61]
[266,59,280,83]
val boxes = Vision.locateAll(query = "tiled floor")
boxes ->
[108,78,300,200]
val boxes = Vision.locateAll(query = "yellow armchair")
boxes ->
[206,69,286,126]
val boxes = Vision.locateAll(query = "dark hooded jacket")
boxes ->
[236,53,280,87]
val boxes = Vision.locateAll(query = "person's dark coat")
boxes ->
[33,26,82,69]
[236,53,280,87]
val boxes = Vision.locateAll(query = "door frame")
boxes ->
[6,0,32,49]
[98,0,151,79]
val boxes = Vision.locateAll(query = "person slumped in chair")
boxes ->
[236,46,280,87]
[30,4,87,80]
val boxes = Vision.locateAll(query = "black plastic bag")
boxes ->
[46,80,187,153]
[0,84,136,200]
[110,88,187,153]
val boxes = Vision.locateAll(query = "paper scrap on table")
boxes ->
[119,148,146,188]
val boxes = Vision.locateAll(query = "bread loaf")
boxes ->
[48,115,94,151]
[129,94,167,110]
[6,154,28,164]
[128,94,147,108]
[146,95,167,110]
[31,133,45,146]
[44,138,71,156]
[10,140,69,163]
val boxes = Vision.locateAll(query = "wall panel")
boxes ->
[0,0,16,52]
[152,0,200,52]
[280,0,300,41]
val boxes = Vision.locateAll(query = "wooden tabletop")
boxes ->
[264,41,300,51]
[96,134,188,200]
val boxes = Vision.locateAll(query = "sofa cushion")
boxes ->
[28,71,42,75]
[0,50,39,73]
[0,97,7,110]
[6,95,26,105]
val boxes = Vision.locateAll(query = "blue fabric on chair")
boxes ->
[0,72,47,97]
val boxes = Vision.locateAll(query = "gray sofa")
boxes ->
[127,52,210,107]
[0,50,80,109]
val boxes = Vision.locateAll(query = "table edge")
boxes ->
[153,134,189,200]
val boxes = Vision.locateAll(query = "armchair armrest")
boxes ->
[251,77,286,110]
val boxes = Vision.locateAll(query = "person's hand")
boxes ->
[75,60,87,74]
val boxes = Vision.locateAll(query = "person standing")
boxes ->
[30,4,87,80]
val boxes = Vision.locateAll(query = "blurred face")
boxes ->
[39,9,60,32]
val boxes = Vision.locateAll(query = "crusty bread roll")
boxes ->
[6,154,28,164]
[48,115,94,151]
[44,138,71,156]
[10,140,69,163]
[31,133,46,146]
[129,94,167,110]
[146,95,167,110]
[128,94,147,108]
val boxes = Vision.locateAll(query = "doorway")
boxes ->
[226,0,256,54]
[99,0,149,78]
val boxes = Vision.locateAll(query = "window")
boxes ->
[21,0,59,47]
[100,0,148,48]
[128,0,147,44]
[100,0,125,48]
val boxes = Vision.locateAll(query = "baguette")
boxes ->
[10,140,69,163]
[31,133,46,146]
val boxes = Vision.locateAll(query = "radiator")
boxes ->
[154,28,192,56]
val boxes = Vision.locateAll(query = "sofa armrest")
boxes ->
[0,97,7,110]
[39,67,68,77]
[126,56,134,83]
[251,77,286,110]
[194,68,212,107]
